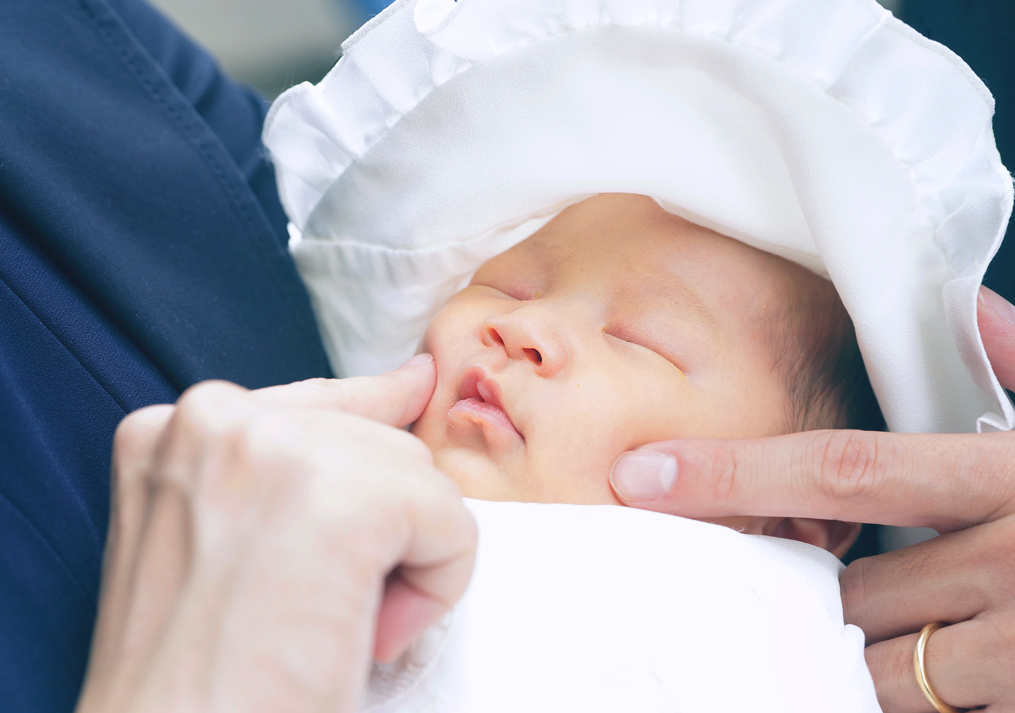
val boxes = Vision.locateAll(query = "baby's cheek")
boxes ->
[411,304,474,444]
[529,392,631,504]
[416,306,453,358]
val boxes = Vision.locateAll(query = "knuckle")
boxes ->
[176,380,247,423]
[112,405,174,468]
[164,382,257,489]
[173,382,254,448]
[114,406,160,452]
[815,430,886,505]
[953,434,1015,525]
[705,444,741,501]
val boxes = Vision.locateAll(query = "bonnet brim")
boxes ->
[265,0,1014,434]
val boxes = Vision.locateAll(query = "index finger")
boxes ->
[609,429,1015,531]
[252,354,437,427]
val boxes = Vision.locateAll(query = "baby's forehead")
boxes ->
[486,195,823,318]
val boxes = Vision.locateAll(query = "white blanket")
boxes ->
[363,500,881,712]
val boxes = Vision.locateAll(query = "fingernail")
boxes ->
[610,450,677,502]
[399,353,434,369]
[979,286,1015,324]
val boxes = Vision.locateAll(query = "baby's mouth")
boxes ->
[451,370,524,441]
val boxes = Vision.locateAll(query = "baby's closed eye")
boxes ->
[602,325,687,375]
[472,281,540,302]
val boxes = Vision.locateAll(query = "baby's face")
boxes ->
[412,194,803,523]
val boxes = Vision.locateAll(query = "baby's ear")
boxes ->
[765,518,862,559]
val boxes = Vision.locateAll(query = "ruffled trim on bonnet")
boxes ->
[264,0,1014,434]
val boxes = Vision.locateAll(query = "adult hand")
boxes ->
[76,355,477,713]
[609,287,1015,712]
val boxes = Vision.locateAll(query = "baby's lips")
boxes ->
[456,367,523,439]
[459,368,506,412]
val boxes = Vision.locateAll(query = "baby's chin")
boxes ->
[419,440,622,505]
[427,445,524,501]
[411,403,534,501]
[412,407,622,504]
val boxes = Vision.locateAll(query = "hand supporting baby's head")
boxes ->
[411,194,881,556]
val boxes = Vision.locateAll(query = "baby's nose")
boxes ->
[481,309,566,377]
[484,324,543,365]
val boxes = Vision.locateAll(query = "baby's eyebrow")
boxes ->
[639,270,718,333]
[622,273,722,368]
[671,281,717,329]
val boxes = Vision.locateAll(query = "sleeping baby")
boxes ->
[263,0,1014,709]
[413,192,877,553]
[365,192,885,711]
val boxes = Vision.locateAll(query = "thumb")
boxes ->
[608,429,1015,531]
[252,354,438,427]
[978,285,1015,391]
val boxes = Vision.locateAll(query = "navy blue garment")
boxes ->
[0,1,332,711]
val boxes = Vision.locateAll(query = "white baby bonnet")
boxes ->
[264,0,1015,434]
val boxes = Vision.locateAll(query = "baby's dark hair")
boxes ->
[767,266,886,433]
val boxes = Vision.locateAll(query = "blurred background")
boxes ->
[147,0,359,99]
[147,0,1012,559]
[151,0,913,99]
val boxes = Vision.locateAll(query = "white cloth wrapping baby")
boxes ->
[362,500,881,712]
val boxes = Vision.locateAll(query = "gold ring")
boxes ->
[913,622,963,713]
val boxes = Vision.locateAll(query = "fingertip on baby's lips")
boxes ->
[387,353,437,427]
[609,449,678,503]
[399,352,435,369]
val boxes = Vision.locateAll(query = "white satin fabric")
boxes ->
[264,0,1013,435]
[361,500,881,713]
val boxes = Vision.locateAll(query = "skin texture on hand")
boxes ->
[610,286,1015,712]
[76,356,477,713]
